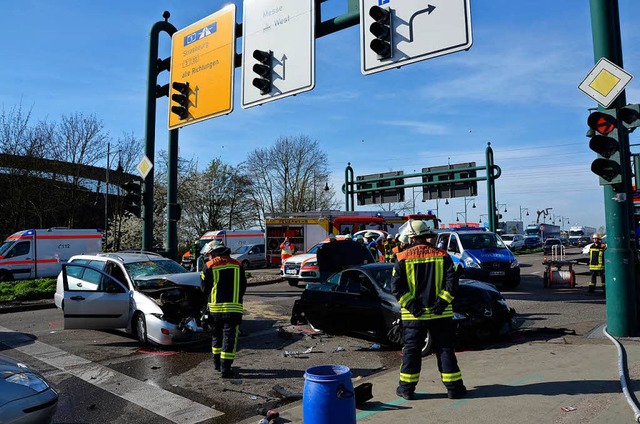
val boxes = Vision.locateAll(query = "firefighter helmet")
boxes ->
[592,233,601,240]
[364,231,377,239]
[402,219,436,238]
[202,241,230,256]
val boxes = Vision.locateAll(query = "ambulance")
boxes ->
[0,228,102,281]
[265,210,406,267]
[181,229,265,271]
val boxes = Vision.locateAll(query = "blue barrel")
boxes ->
[303,364,356,424]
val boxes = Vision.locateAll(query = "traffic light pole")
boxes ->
[590,0,637,336]
[143,12,177,252]
[166,129,179,260]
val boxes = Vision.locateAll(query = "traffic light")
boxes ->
[587,108,622,186]
[252,50,273,95]
[369,6,393,59]
[619,104,640,133]
[122,180,142,218]
[170,81,190,120]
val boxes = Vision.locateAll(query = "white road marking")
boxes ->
[0,324,223,423]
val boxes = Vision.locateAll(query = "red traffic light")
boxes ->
[587,111,616,135]
[369,6,390,23]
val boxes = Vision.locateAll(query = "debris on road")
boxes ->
[560,406,577,412]
[272,384,302,401]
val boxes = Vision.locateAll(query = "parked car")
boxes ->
[435,230,520,289]
[231,243,266,269]
[577,236,592,248]
[54,251,208,346]
[281,237,373,287]
[523,236,542,249]
[0,353,58,423]
[543,238,563,254]
[291,262,516,356]
[500,234,525,252]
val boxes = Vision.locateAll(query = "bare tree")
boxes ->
[51,113,110,226]
[246,135,335,222]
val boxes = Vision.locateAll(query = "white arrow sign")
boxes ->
[241,0,315,108]
[360,0,473,75]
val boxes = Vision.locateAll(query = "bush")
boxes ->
[0,278,56,302]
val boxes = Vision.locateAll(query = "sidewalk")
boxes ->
[239,324,640,424]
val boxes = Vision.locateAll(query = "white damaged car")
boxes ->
[54,252,209,345]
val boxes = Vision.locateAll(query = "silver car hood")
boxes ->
[135,271,202,288]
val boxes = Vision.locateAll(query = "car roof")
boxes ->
[69,251,170,265]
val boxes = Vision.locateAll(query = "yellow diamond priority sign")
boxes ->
[579,57,633,108]
[168,5,236,129]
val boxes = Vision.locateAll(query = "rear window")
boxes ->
[459,233,505,249]
[501,235,514,241]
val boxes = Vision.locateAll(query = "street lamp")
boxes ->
[455,212,466,224]
[411,186,425,214]
[463,197,476,224]
[519,206,529,222]
[479,214,488,224]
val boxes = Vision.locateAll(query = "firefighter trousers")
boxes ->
[398,318,463,395]
[210,313,242,373]
[589,270,605,288]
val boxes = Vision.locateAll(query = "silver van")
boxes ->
[230,244,266,269]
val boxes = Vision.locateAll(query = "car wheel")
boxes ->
[242,260,250,270]
[134,313,148,345]
[421,330,432,357]
[0,271,12,282]
[287,279,298,287]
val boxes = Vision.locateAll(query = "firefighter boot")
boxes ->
[213,355,221,371]
[448,385,467,399]
[221,359,234,378]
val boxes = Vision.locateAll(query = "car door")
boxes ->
[3,241,33,280]
[62,263,131,330]
[253,244,266,267]
[322,270,383,333]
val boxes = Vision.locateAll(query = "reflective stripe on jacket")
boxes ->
[589,244,606,271]
[391,243,458,321]
[201,256,247,314]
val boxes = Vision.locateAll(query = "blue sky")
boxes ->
[2,0,640,230]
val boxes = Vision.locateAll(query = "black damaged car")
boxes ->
[290,242,517,356]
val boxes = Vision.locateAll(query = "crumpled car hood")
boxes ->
[135,272,202,288]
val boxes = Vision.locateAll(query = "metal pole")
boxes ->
[166,128,179,260]
[590,0,637,336]
[143,12,177,251]
[105,142,110,251]
[486,143,497,232]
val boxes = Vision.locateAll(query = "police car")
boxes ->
[436,228,521,289]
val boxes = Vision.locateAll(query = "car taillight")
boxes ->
[161,328,171,335]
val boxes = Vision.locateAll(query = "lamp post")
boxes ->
[411,186,426,214]
[455,212,466,225]
[519,206,529,222]
[479,214,488,224]
[463,197,476,224]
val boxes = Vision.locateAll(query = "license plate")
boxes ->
[489,271,505,276]
[286,269,298,275]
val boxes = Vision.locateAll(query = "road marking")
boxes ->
[0,324,223,423]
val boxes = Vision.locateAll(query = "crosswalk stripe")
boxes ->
[0,325,223,423]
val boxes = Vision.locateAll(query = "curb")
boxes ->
[0,302,57,315]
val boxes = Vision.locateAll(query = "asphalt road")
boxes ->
[0,248,606,424]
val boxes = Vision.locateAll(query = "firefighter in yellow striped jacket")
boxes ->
[201,242,247,378]
[588,233,606,294]
[391,220,466,401]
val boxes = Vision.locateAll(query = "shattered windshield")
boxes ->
[125,260,187,280]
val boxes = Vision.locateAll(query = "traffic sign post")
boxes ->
[241,0,315,108]
[168,5,236,129]
[360,0,472,75]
